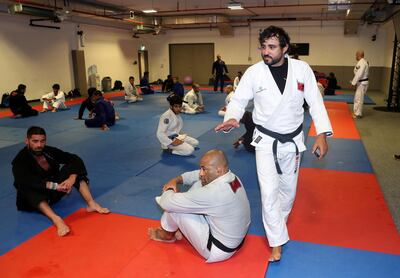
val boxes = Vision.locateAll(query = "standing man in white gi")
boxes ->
[125,76,143,103]
[215,26,333,262]
[351,50,369,119]
[157,94,199,156]
[148,149,251,263]
[182,83,204,114]
[40,84,67,113]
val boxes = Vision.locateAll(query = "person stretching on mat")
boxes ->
[148,149,250,263]
[85,90,116,131]
[12,126,109,237]
[156,94,199,156]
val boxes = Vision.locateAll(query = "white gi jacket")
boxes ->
[125,83,139,98]
[157,108,184,149]
[351,58,369,86]
[158,170,251,249]
[41,91,65,103]
[224,58,333,153]
[225,92,234,106]
[183,89,204,111]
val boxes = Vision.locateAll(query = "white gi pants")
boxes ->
[353,84,368,117]
[255,149,300,247]
[161,211,235,263]
[42,99,67,110]
[125,95,143,103]
[182,104,197,115]
[218,110,226,117]
[169,136,199,156]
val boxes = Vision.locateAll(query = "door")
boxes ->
[169,43,214,85]
[138,50,148,79]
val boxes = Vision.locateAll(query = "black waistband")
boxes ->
[255,124,303,175]
[359,78,369,82]
[207,230,245,253]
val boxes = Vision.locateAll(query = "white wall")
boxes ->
[143,21,389,81]
[0,13,392,99]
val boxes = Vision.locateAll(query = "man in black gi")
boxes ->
[9,84,38,118]
[84,91,116,131]
[212,55,229,93]
[12,126,109,236]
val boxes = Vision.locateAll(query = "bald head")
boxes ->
[199,149,229,185]
[356,50,364,61]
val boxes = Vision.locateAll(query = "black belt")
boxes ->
[359,78,368,82]
[255,124,303,175]
[207,231,245,253]
[168,134,178,140]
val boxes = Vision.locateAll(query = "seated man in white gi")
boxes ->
[148,149,251,263]
[125,76,143,103]
[218,85,235,117]
[182,83,204,114]
[40,84,67,113]
[157,94,199,156]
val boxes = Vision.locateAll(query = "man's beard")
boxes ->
[29,147,44,156]
[262,54,283,66]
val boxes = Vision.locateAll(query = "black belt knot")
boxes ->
[255,124,303,175]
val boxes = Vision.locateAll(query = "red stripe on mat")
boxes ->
[308,101,360,139]
[0,210,269,278]
[290,168,400,254]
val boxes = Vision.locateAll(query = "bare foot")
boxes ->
[86,201,110,214]
[269,246,282,262]
[148,227,176,243]
[53,217,70,237]
[175,230,183,241]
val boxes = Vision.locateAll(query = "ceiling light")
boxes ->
[227,2,243,10]
[142,9,157,13]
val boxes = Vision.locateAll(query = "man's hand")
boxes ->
[162,177,182,193]
[171,138,183,146]
[312,133,329,160]
[215,118,240,133]
[59,174,77,193]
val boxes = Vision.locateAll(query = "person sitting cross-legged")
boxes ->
[40,84,67,113]
[12,126,109,237]
[149,149,251,263]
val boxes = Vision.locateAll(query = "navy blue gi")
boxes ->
[212,58,229,92]
[172,81,185,98]
[140,77,154,94]
[85,97,115,128]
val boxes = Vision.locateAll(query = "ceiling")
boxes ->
[2,0,399,33]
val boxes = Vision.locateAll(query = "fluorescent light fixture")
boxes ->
[227,2,243,10]
[142,9,157,13]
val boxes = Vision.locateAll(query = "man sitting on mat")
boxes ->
[156,94,199,156]
[182,83,204,114]
[149,149,251,263]
[12,126,109,237]
[40,84,67,113]
[85,90,116,131]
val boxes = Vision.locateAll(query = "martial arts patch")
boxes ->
[164,118,169,124]
[230,178,242,193]
[297,81,304,92]
[254,135,262,143]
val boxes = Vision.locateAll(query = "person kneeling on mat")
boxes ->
[85,90,116,131]
[156,94,199,156]
[12,126,109,237]
[148,149,251,263]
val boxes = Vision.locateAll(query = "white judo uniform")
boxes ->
[156,170,251,263]
[224,58,332,247]
[125,83,143,103]
[182,89,204,114]
[156,108,199,156]
[218,91,234,117]
[41,91,67,110]
[351,57,369,117]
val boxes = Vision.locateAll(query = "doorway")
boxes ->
[138,50,148,80]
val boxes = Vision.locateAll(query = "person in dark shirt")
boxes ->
[212,55,229,92]
[324,72,338,95]
[140,71,155,94]
[84,91,116,131]
[12,126,109,236]
[171,76,185,98]
[9,84,38,118]
[233,111,255,153]
[162,74,174,93]
[74,87,96,120]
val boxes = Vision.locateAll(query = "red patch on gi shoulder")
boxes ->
[230,178,242,193]
[297,81,304,92]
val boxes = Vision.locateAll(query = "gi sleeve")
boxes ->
[54,92,65,101]
[224,69,254,123]
[303,64,333,136]
[41,92,53,101]
[95,102,107,125]
[181,170,200,186]
[12,156,47,190]
[156,114,173,146]
[47,146,87,176]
